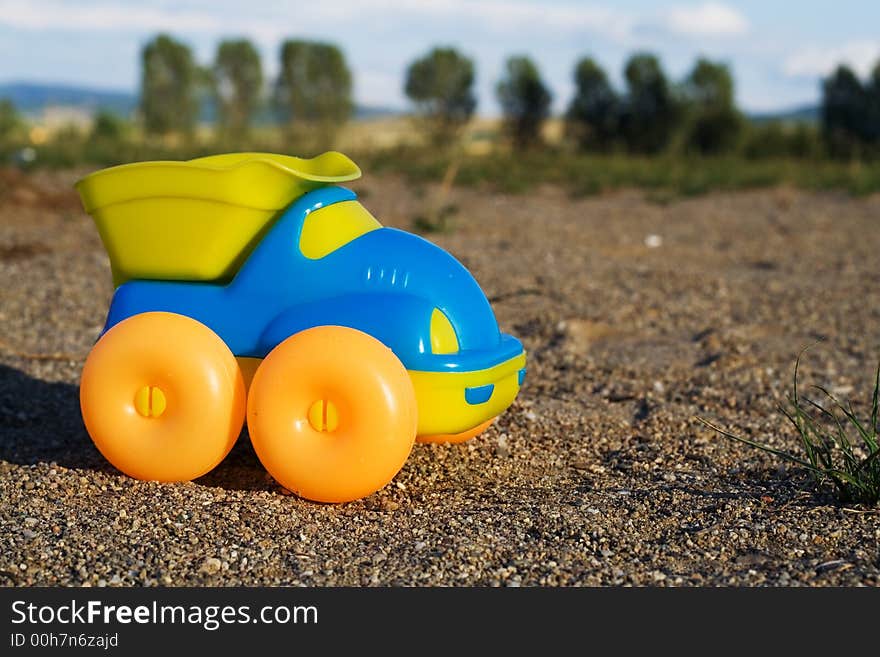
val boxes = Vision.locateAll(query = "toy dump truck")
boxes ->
[76,152,526,502]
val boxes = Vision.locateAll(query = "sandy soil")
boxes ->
[1,166,879,586]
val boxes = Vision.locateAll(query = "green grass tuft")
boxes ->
[698,352,880,505]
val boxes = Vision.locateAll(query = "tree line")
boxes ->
[137,35,352,149]
[2,33,880,161]
[136,33,880,159]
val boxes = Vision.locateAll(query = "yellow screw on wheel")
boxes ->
[307,399,339,432]
[80,312,246,482]
[247,326,418,503]
[134,385,167,418]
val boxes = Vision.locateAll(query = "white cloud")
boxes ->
[0,1,759,47]
[0,0,226,33]
[0,0,300,45]
[395,1,636,42]
[783,41,880,79]
[0,0,637,43]
[664,2,748,37]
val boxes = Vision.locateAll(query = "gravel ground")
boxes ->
[1,166,879,587]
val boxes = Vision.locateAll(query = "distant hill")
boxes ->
[0,82,136,116]
[4,80,819,127]
[748,104,819,125]
[0,81,399,121]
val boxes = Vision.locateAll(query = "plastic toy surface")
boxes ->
[76,152,526,502]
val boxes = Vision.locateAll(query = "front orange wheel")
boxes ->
[80,312,246,482]
[247,326,418,503]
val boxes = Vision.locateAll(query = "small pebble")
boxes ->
[200,558,222,575]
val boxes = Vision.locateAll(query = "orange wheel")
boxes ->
[80,312,246,482]
[417,417,496,444]
[247,326,417,503]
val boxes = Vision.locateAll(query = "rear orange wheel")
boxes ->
[417,417,496,444]
[79,312,246,482]
[247,326,417,503]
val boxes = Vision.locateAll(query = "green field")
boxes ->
[6,117,880,199]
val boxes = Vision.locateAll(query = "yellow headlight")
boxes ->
[430,308,459,354]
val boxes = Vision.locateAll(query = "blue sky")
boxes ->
[1,0,878,113]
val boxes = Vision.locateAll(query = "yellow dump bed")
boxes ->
[75,151,361,286]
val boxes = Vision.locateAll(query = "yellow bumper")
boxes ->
[409,352,526,436]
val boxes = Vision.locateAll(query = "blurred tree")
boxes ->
[89,111,127,141]
[44,123,86,168]
[865,60,880,149]
[140,34,198,136]
[404,47,477,144]
[788,123,823,159]
[565,57,619,152]
[213,39,262,140]
[742,122,786,159]
[742,121,820,159]
[86,111,131,166]
[620,53,679,154]
[821,65,868,158]
[496,55,552,149]
[0,99,23,161]
[275,40,352,148]
[680,58,742,154]
[0,99,21,143]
